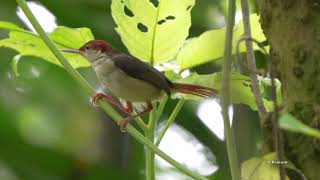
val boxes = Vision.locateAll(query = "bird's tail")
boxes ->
[172,83,217,98]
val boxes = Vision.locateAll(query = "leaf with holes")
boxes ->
[174,72,273,111]
[0,21,93,68]
[111,0,195,63]
[178,14,266,70]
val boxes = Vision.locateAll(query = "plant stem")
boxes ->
[240,0,285,178]
[269,50,286,180]
[145,96,168,180]
[145,104,156,180]
[221,0,241,179]
[145,134,155,180]
[155,96,168,121]
[135,116,148,131]
[16,0,208,179]
[240,0,267,120]
[155,99,185,146]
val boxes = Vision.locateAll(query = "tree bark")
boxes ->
[257,0,320,179]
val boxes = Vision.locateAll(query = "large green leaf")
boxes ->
[279,113,320,138]
[111,0,195,63]
[0,21,93,68]
[241,153,290,180]
[174,72,273,111]
[177,14,266,70]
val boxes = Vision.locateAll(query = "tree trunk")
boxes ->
[257,0,320,179]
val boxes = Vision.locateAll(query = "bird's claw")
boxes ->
[91,93,107,106]
[117,116,133,132]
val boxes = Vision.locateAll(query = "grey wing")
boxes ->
[112,54,172,96]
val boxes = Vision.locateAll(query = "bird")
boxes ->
[62,40,217,129]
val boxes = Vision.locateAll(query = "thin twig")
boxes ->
[268,54,286,180]
[146,107,156,180]
[155,99,185,146]
[221,0,241,179]
[145,96,168,180]
[237,35,286,179]
[135,116,148,132]
[240,0,268,121]
[16,1,208,179]
[155,96,169,121]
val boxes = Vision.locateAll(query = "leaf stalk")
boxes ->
[220,0,241,179]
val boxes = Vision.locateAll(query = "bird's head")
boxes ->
[62,40,115,62]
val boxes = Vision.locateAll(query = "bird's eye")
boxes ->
[85,45,90,50]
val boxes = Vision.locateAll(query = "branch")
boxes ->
[237,36,287,180]
[239,0,286,177]
[240,0,268,120]
[16,0,208,179]
[146,107,156,180]
[155,96,168,122]
[221,0,241,179]
[268,47,286,180]
[135,116,148,132]
[155,99,185,146]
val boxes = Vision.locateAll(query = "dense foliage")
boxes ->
[0,0,319,179]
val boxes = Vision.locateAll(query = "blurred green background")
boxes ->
[0,0,260,179]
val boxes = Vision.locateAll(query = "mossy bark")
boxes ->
[257,0,320,179]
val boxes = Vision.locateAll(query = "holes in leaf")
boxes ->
[124,6,134,17]
[157,15,176,25]
[137,23,148,32]
[149,0,159,8]
[157,19,166,25]
[186,5,192,11]
[165,15,175,20]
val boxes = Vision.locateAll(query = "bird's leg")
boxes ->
[92,93,133,114]
[118,101,153,131]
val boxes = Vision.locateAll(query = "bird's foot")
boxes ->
[91,93,111,106]
[117,116,133,132]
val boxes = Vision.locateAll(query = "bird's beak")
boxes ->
[61,48,81,54]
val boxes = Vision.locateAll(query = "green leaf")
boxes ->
[259,76,283,105]
[174,72,273,111]
[279,113,320,138]
[0,21,25,31]
[177,14,266,70]
[241,153,290,180]
[111,0,195,63]
[233,14,266,52]
[50,26,94,48]
[11,54,21,77]
[0,21,92,68]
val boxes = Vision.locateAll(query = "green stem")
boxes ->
[155,96,168,121]
[16,1,207,179]
[155,99,185,147]
[135,116,148,131]
[145,96,168,180]
[145,132,155,180]
[221,0,241,179]
[145,104,156,180]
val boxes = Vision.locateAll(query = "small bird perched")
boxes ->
[63,40,217,128]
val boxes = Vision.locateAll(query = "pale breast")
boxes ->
[93,60,163,102]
